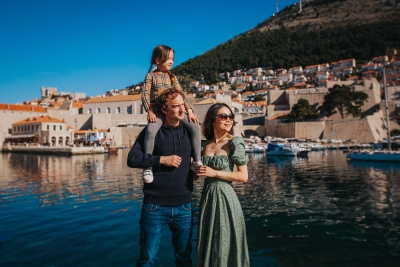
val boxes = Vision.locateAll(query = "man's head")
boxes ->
[155,88,186,126]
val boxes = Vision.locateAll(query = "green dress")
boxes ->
[196,137,250,267]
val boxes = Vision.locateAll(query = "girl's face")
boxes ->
[213,106,234,133]
[155,50,174,72]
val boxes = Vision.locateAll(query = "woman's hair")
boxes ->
[148,44,176,83]
[202,103,236,140]
[154,88,185,112]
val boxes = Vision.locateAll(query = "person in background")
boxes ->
[128,88,194,267]
[195,103,250,267]
[141,44,203,183]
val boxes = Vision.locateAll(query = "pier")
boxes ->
[1,144,104,155]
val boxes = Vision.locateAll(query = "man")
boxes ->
[127,88,193,267]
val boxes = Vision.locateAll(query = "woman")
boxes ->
[195,103,250,267]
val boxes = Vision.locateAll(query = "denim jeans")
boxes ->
[136,203,193,267]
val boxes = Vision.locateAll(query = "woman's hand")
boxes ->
[147,112,157,123]
[187,110,199,124]
[196,165,218,178]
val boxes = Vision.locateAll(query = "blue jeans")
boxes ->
[137,203,193,267]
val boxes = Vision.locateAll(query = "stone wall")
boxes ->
[109,126,145,147]
[324,111,387,143]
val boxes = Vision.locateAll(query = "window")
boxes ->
[14,127,16,132]
[107,107,110,114]
[60,126,62,130]
[97,108,101,113]
[88,108,92,114]
[116,107,120,114]
[53,125,56,131]
[126,106,132,114]
[47,125,49,130]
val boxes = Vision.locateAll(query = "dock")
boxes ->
[1,144,104,155]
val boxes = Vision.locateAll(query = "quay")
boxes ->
[1,144,104,155]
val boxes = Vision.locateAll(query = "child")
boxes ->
[141,45,203,183]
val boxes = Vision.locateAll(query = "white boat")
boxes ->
[266,143,297,157]
[346,150,400,162]
[310,143,326,151]
[252,144,266,153]
[286,143,309,156]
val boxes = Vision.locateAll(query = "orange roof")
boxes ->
[72,101,83,109]
[49,101,64,108]
[85,94,141,104]
[0,103,47,113]
[13,115,65,125]
[242,91,255,95]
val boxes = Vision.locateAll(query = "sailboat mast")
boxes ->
[383,66,392,151]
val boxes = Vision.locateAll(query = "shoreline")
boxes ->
[1,145,104,155]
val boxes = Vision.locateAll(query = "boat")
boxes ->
[310,143,326,151]
[347,66,399,162]
[286,143,309,156]
[104,143,119,154]
[346,150,400,162]
[266,143,297,157]
[252,144,266,153]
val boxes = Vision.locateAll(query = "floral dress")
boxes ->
[196,137,250,267]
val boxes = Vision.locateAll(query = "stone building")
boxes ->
[4,115,73,146]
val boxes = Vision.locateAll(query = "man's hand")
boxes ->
[160,155,182,168]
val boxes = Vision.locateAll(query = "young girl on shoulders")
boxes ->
[141,44,203,183]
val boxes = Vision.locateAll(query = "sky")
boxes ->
[0,0,296,104]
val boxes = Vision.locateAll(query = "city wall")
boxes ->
[264,120,324,139]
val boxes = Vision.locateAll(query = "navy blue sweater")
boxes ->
[127,123,193,206]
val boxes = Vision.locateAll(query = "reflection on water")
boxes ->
[0,150,399,267]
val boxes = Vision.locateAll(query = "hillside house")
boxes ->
[278,72,293,83]
[242,91,255,101]
[289,66,303,75]
[372,55,389,64]
[190,81,199,88]
[197,84,210,92]
[331,58,356,71]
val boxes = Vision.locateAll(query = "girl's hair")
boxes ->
[154,88,185,112]
[202,103,236,140]
[148,45,176,83]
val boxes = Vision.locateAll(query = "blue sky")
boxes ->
[0,0,296,104]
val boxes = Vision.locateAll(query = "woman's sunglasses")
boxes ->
[215,113,235,121]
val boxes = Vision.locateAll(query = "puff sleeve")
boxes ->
[230,137,249,166]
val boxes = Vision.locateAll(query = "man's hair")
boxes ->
[202,103,236,140]
[154,88,185,112]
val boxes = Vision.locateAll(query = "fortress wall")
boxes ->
[324,118,371,142]
[294,121,325,139]
[265,120,295,138]
[109,127,145,147]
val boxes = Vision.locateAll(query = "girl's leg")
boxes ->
[181,114,202,162]
[144,114,165,154]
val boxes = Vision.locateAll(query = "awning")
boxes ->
[4,134,39,139]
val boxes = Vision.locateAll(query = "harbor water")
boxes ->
[0,150,399,266]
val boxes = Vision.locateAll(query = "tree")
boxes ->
[319,84,368,119]
[287,98,318,121]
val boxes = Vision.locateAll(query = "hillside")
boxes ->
[173,0,400,84]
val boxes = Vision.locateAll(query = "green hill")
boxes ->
[173,0,400,85]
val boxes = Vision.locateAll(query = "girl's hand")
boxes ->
[187,113,199,124]
[148,112,157,123]
[196,165,218,178]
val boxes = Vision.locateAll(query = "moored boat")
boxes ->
[266,143,297,157]
[346,150,400,162]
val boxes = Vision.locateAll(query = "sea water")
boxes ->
[0,150,399,267]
